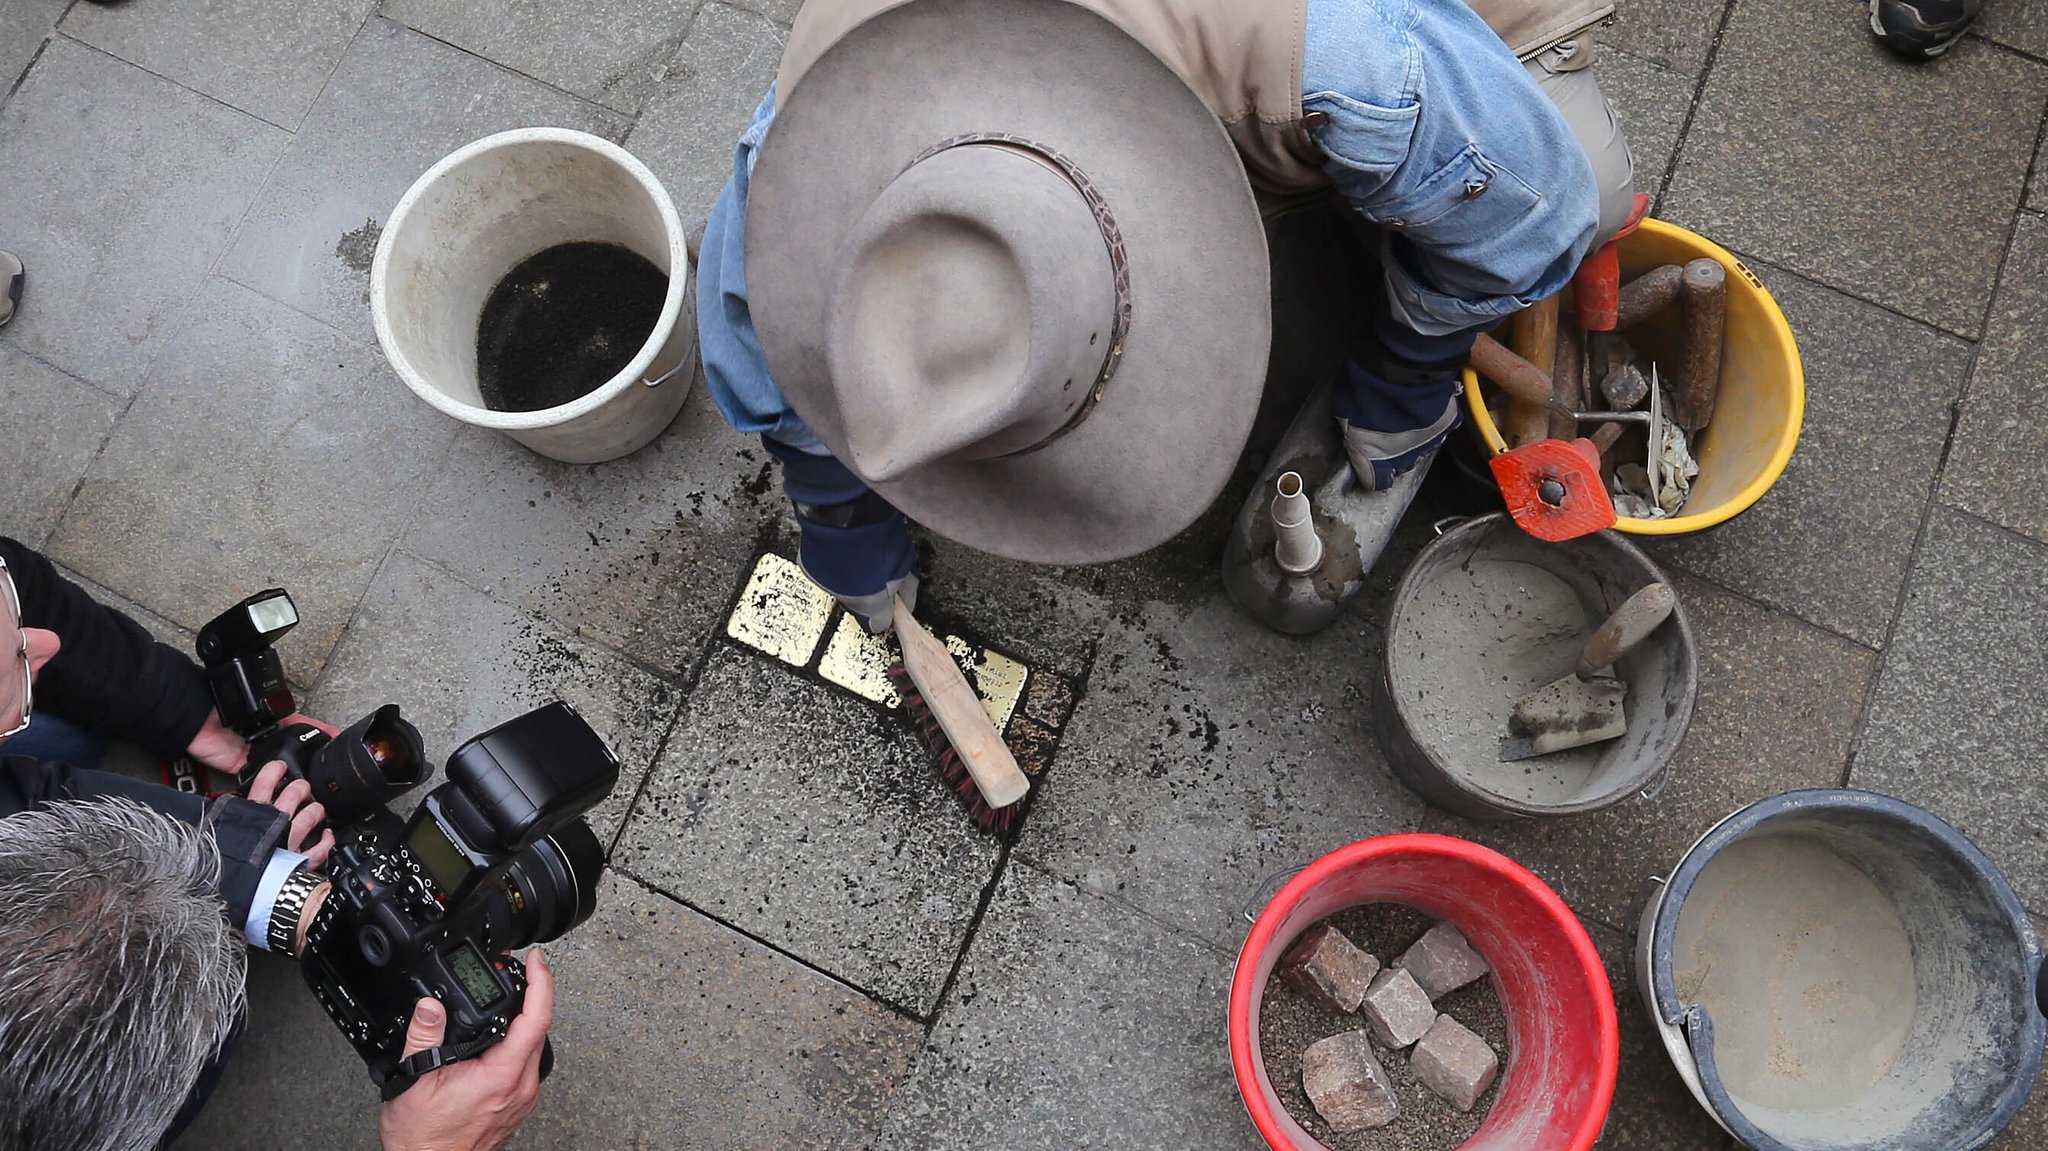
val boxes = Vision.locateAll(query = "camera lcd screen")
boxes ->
[445,942,504,1010]
[405,816,476,895]
[244,595,297,635]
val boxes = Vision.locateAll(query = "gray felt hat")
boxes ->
[745,0,1271,565]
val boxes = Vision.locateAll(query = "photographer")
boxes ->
[0,537,552,1151]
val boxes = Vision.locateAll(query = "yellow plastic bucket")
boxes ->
[1462,219,1804,535]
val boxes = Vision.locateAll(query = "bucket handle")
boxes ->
[641,355,691,389]
[1239,865,1306,925]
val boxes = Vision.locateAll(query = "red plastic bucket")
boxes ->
[1230,834,1618,1150]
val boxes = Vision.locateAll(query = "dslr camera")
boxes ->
[197,588,620,1096]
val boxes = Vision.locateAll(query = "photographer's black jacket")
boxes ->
[1,536,214,755]
[0,536,283,922]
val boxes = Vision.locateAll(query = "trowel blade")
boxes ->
[1499,674,1629,761]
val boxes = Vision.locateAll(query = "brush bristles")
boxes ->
[887,662,1021,832]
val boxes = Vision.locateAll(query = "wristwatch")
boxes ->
[267,866,325,955]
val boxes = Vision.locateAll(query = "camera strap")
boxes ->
[376,1037,499,1101]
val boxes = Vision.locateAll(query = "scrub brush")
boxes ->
[885,595,1030,831]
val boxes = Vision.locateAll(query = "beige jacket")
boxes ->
[779,0,1612,196]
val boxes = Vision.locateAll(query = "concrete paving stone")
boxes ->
[305,551,686,848]
[46,275,459,682]
[1980,0,2048,59]
[869,860,1256,1150]
[1596,42,1697,201]
[176,874,924,1151]
[1598,0,1730,76]
[401,380,776,676]
[0,36,287,394]
[217,17,627,345]
[381,0,700,115]
[1651,264,1970,647]
[0,345,118,550]
[612,644,1003,1015]
[918,537,1118,683]
[1942,213,2048,545]
[721,0,803,26]
[625,2,786,237]
[1424,570,1875,931]
[60,0,375,128]
[1662,0,2048,337]
[0,0,64,95]
[1014,592,1427,951]
[1852,506,2048,914]
[1585,922,1743,1151]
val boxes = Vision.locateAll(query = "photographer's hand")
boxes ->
[379,949,554,1151]
[185,708,250,774]
[246,758,336,868]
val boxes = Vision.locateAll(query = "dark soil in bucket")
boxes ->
[476,241,667,413]
[1260,903,1507,1151]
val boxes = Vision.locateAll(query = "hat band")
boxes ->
[907,132,1133,459]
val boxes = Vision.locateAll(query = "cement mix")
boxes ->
[1394,557,1604,805]
[1671,835,1916,1113]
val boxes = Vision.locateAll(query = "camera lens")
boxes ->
[307,704,427,824]
[486,819,604,951]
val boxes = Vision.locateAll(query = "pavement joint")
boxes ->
[1648,0,1740,209]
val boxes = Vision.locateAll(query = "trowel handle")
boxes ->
[1579,582,1676,677]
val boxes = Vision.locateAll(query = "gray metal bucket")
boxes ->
[1637,790,2045,1151]
[1374,512,1697,820]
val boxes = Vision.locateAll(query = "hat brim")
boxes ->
[747,0,1271,565]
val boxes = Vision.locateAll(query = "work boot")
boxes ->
[0,250,21,327]
[1869,0,1983,58]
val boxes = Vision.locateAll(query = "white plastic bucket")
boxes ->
[371,128,694,463]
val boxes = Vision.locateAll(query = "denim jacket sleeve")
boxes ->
[696,85,832,454]
[1304,0,1599,336]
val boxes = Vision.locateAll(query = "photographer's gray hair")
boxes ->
[0,799,245,1151]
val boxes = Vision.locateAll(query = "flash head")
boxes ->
[439,701,620,855]
[196,588,298,665]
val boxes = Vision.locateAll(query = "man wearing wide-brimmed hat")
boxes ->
[698,0,1633,633]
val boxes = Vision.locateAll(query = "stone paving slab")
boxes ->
[1601,0,1729,77]
[1424,570,1875,932]
[1662,0,2048,338]
[613,643,1003,1015]
[0,344,118,551]
[306,550,686,848]
[1585,923,1737,1151]
[625,2,785,243]
[1015,592,1428,952]
[1650,263,1971,647]
[47,275,459,682]
[175,874,923,1151]
[1852,505,2048,915]
[61,0,374,128]
[868,860,1252,1150]
[1941,211,2048,546]
[401,382,775,677]
[0,0,63,94]
[1597,40,1696,199]
[381,0,701,116]
[0,35,287,394]
[1980,1,2048,60]
[218,17,628,345]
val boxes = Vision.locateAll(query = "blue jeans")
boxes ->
[696,0,1602,499]
[4,711,107,769]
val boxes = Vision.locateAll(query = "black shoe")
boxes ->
[0,250,21,328]
[1870,0,1984,58]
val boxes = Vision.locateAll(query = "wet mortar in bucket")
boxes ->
[475,241,668,413]
[1396,557,1602,804]
[1260,903,1507,1150]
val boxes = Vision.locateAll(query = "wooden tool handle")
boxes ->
[1505,297,1560,448]
[1676,259,1727,432]
[893,596,1030,809]
[1469,333,1557,409]
[1615,264,1685,329]
[1578,582,1676,677]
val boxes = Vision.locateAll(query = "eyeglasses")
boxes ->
[0,558,28,738]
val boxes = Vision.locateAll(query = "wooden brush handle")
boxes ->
[893,596,1030,809]
[1578,582,1676,677]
